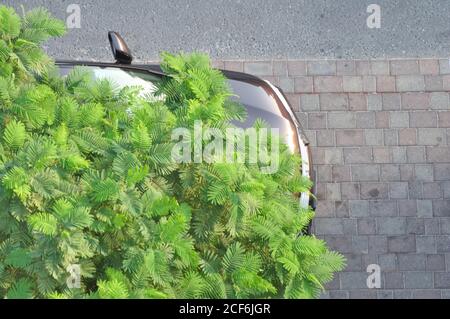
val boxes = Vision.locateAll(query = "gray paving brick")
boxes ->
[332,165,351,182]
[412,289,441,298]
[357,218,376,235]
[380,164,401,181]
[404,272,433,288]
[373,147,391,163]
[315,200,335,217]
[402,93,430,110]
[368,235,388,253]
[384,129,398,146]
[439,59,450,74]
[434,272,450,288]
[434,164,450,181]
[384,272,404,288]
[337,60,356,75]
[391,60,419,75]
[294,76,313,93]
[415,164,434,182]
[390,112,409,128]
[416,236,436,254]
[389,182,409,199]
[244,61,272,75]
[343,76,363,92]
[336,129,365,146]
[433,200,450,217]
[327,112,356,128]
[361,183,388,200]
[377,76,396,92]
[438,111,450,127]
[388,235,416,253]
[408,181,423,199]
[344,222,359,239]
[375,111,390,128]
[352,164,380,181]
[427,147,450,163]
[398,200,418,216]
[444,181,450,199]
[430,92,449,110]
[425,75,443,91]
[272,60,287,76]
[300,94,320,111]
[396,75,425,92]
[343,253,362,271]
[324,235,353,253]
[344,147,373,164]
[328,291,349,299]
[287,61,306,76]
[278,76,294,93]
[406,218,425,234]
[316,130,335,147]
[417,128,447,145]
[349,290,377,299]
[317,165,332,182]
[348,93,367,111]
[307,60,336,76]
[324,148,344,164]
[363,76,377,92]
[377,290,394,299]
[423,182,443,199]
[365,129,384,146]
[410,111,438,128]
[367,94,382,111]
[392,147,407,163]
[378,217,406,235]
[400,164,415,181]
[307,112,327,129]
[370,200,398,217]
[394,290,413,299]
[378,254,397,271]
[440,218,450,234]
[406,146,425,163]
[426,254,446,271]
[341,183,360,200]
[382,93,401,110]
[349,200,370,217]
[425,219,440,235]
[320,93,348,111]
[371,61,390,75]
[436,236,450,253]
[356,61,370,75]
[352,235,369,253]
[442,290,450,299]
[326,183,341,200]
[356,112,375,128]
[315,218,344,235]
[335,201,350,217]
[420,60,440,75]
[223,61,243,72]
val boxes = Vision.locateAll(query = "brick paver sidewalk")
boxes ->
[214,58,450,299]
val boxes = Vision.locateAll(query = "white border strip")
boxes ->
[264,80,311,208]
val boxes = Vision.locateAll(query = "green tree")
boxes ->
[0,5,345,299]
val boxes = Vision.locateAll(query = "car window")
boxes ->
[59,66,160,97]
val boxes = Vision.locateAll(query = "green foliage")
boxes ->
[0,5,345,299]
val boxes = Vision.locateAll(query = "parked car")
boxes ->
[55,32,316,219]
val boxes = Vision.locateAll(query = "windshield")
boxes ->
[59,66,161,96]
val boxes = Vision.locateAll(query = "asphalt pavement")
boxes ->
[3,0,450,61]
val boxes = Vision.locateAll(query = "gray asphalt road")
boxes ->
[4,0,450,61]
